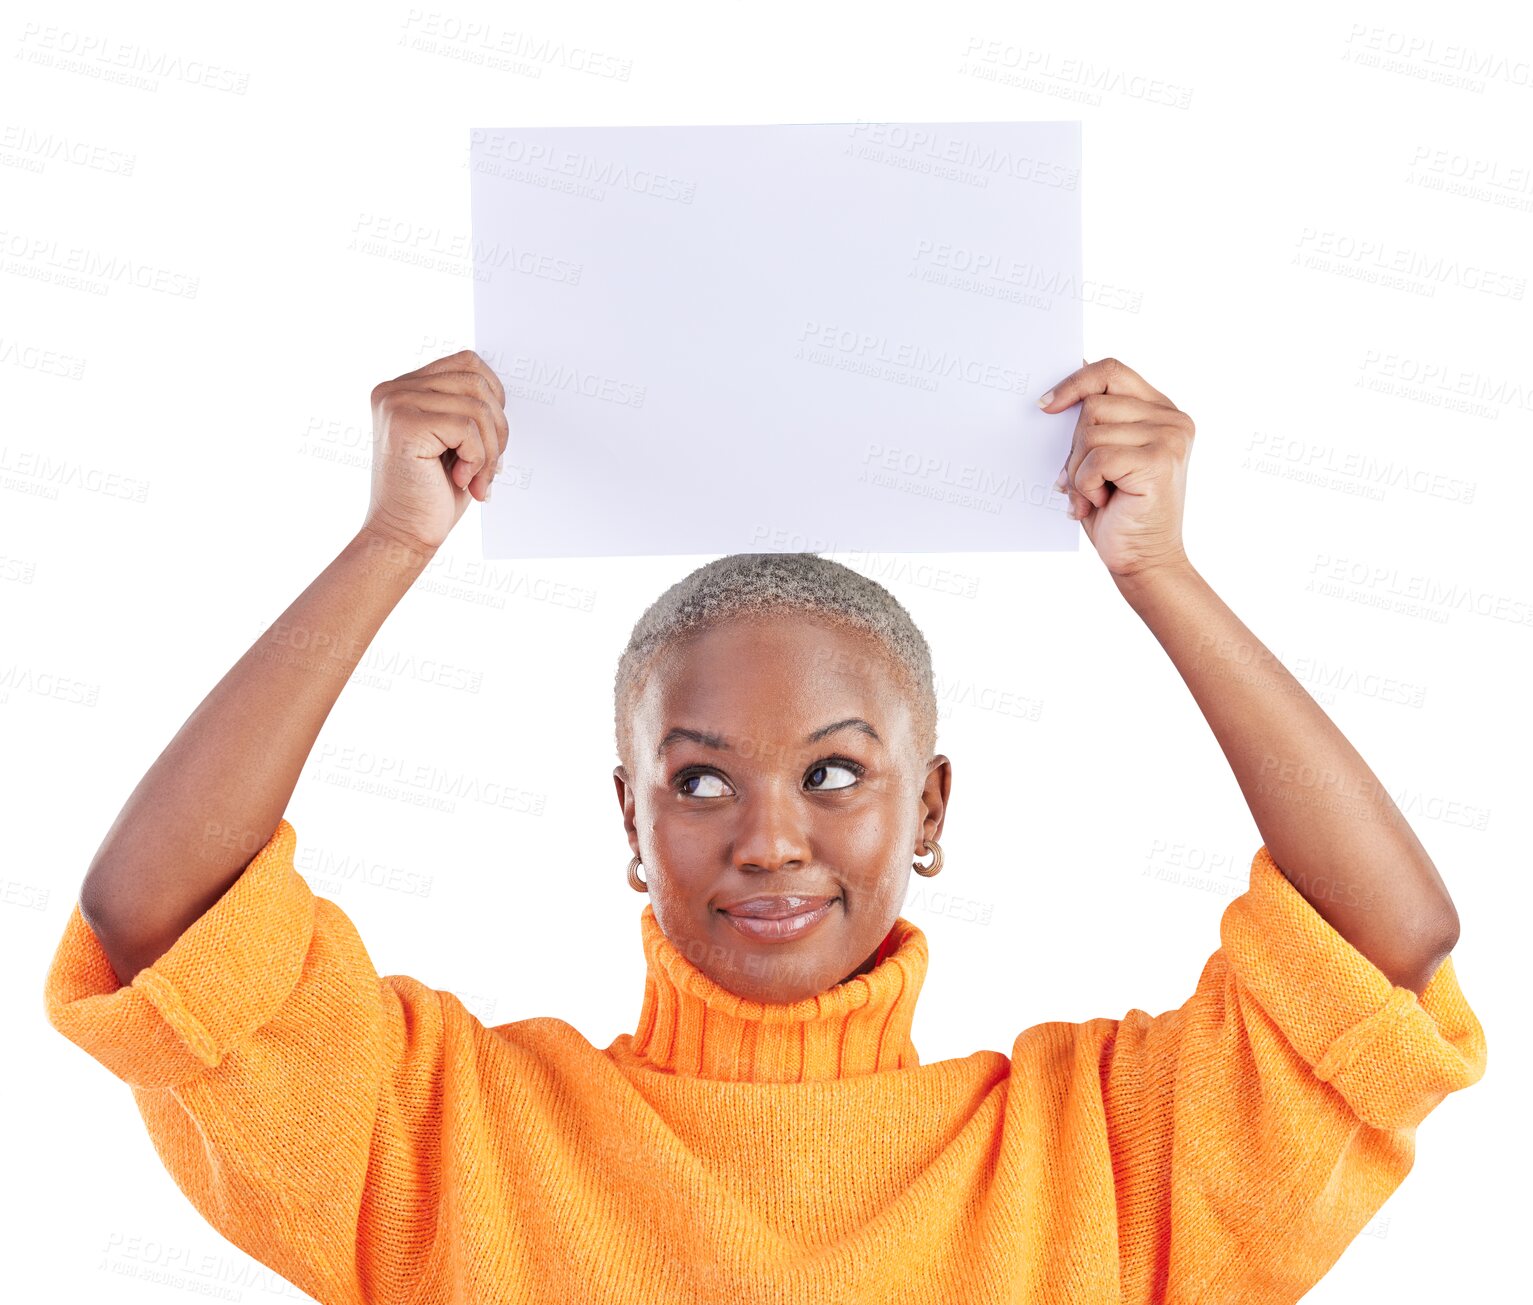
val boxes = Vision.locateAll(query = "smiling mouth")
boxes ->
[719,893,839,919]
[719,898,839,941]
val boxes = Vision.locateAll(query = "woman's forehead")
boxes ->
[655,619,896,689]
[635,622,911,738]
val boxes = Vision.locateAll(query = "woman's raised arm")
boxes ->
[1043,356,1460,990]
[46,350,511,1304]
[78,348,508,984]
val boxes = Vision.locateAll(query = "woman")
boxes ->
[45,350,1486,1303]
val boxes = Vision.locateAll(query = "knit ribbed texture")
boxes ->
[616,904,923,1081]
[43,818,1487,1304]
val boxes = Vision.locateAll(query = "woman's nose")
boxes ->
[731,783,812,873]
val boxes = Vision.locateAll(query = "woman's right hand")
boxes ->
[362,349,509,553]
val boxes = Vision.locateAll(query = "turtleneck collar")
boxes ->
[621,903,928,1083]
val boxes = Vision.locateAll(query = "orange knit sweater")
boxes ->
[44,818,1486,1304]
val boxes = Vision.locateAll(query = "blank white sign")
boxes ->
[469,121,1084,560]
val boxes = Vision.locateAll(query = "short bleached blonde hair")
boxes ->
[613,552,938,778]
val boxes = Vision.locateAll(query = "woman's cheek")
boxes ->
[832,828,903,905]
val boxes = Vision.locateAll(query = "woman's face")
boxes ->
[612,615,951,1004]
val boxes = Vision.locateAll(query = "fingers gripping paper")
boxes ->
[469,122,1084,560]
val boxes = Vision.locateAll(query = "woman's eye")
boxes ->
[806,762,860,791]
[676,762,862,797]
[679,773,731,798]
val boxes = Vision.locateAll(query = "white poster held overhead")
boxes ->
[469,121,1083,560]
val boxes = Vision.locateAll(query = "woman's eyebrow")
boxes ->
[809,717,883,745]
[655,717,882,759]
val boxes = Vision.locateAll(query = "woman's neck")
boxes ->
[614,905,928,1082]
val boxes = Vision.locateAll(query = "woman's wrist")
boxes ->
[1110,552,1199,608]
[352,522,440,587]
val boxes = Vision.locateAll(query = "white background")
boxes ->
[4,0,1527,1299]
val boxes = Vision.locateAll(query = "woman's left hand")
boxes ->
[1038,357,1195,580]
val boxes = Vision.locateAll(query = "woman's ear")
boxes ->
[921,755,952,845]
[613,766,640,846]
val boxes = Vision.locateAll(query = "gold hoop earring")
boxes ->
[913,838,943,877]
[627,854,648,893]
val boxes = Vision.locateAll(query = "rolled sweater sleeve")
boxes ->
[43,818,448,1305]
[1102,844,1487,1304]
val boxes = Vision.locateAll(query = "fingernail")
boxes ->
[484,482,493,502]
[1036,389,1055,408]
[1052,471,1067,493]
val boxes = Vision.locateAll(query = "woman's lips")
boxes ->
[719,893,838,919]
[720,897,839,941]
